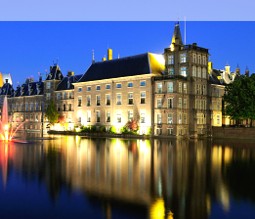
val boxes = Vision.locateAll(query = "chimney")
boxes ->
[5,79,8,84]
[67,71,74,76]
[225,64,230,73]
[107,48,113,60]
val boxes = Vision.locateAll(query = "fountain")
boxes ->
[0,96,25,142]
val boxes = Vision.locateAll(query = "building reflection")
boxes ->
[1,137,255,218]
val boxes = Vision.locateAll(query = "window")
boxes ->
[198,55,201,64]
[63,104,66,111]
[105,94,111,105]
[140,111,145,123]
[116,94,122,105]
[183,98,187,109]
[217,114,220,125]
[157,113,162,124]
[105,84,111,90]
[69,104,72,111]
[167,113,173,124]
[178,98,182,108]
[140,92,146,104]
[116,83,122,89]
[202,56,207,65]
[183,113,187,124]
[183,83,187,93]
[87,111,91,122]
[167,98,173,109]
[128,110,133,121]
[197,67,201,78]
[157,83,163,93]
[157,99,162,108]
[178,82,182,93]
[180,53,187,63]
[106,112,111,122]
[96,95,101,106]
[96,111,100,122]
[46,93,51,100]
[78,97,82,107]
[78,87,82,92]
[96,85,101,91]
[56,93,61,100]
[178,113,182,124]
[192,66,196,77]
[193,54,197,63]
[46,82,51,89]
[180,67,187,77]
[202,85,206,95]
[168,67,174,75]
[128,93,133,105]
[168,55,174,65]
[167,128,174,135]
[86,95,91,106]
[167,82,173,93]
[87,86,91,91]
[116,112,121,123]
[127,82,133,88]
[202,68,207,79]
[140,80,146,87]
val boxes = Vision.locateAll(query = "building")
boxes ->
[0,23,234,138]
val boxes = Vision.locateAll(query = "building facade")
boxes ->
[0,23,231,138]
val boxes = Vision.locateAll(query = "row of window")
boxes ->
[167,53,207,65]
[77,80,146,92]
[156,97,188,109]
[11,103,42,111]
[156,82,187,94]
[77,92,147,107]
[78,110,147,124]
[156,112,187,125]
[192,66,207,78]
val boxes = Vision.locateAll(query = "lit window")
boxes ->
[157,113,162,124]
[157,99,162,108]
[96,111,100,123]
[116,83,122,89]
[167,82,173,93]
[116,112,121,123]
[140,92,146,104]
[96,95,100,106]
[180,67,187,77]
[86,95,91,106]
[167,128,174,135]
[128,93,133,105]
[140,81,146,87]
[178,98,182,108]
[167,98,174,109]
[96,85,101,91]
[140,112,145,123]
[105,94,111,106]
[106,112,111,122]
[180,53,187,63]
[128,110,133,121]
[116,94,122,105]
[167,113,173,124]
[183,83,187,93]
[78,97,82,107]
[127,82,133,88]
[87,111,91,122]
[168,55,174,65]
[157,83,162,93]
[178,82,182,93]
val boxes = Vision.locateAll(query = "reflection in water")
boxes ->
[0,137,255,219]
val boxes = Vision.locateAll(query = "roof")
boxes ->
[45,65,63,81]
[56,74,83,91]
[0,82,14,96]
[12,80,44,97]
[78,53,164,83]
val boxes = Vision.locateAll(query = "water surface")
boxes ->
[0,136,255,219]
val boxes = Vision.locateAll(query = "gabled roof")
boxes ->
[0,81,14,96]
[45,65,63,81]
[56,74,83,91]
[13,80,44,97]
[77,53,164,83]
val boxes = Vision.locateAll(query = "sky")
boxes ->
[0,21,255,88]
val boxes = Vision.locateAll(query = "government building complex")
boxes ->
[0,23,240,138]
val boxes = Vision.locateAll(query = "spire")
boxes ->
[245,66,250,77]
[170,22,183,51]
[92,49,95,64]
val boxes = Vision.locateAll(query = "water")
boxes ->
[0,136,255,219]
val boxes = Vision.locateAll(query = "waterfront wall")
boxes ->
[212,127,255,139]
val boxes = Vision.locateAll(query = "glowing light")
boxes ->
[150,198,165,219]
[0,96,26,142]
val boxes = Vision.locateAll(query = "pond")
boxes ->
[0,136,255,219]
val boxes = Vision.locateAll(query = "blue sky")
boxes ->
[0,21,255,87]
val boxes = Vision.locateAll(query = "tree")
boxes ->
[45,100,59,125]
[223,74,255,126]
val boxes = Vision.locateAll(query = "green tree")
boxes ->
[224,74,255,126]
[45,100,59,125]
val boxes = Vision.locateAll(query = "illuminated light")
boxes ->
[224,147,233,164]
[148,53,165,73]
[167,211,174,219]
[150,198,165,219]
[138,140,150,155]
